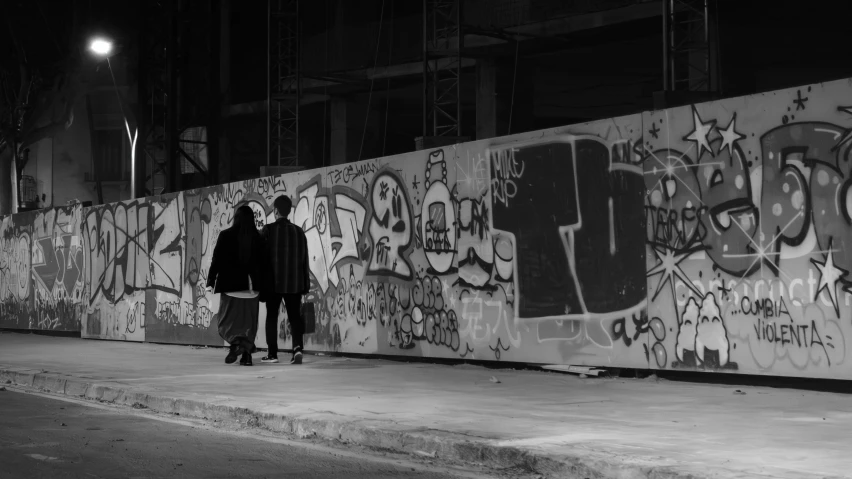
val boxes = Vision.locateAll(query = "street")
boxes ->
[0,388,492,479]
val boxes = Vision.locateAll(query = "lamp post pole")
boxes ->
[89,38,140,199]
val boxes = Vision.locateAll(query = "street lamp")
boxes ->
[87,36,140,199]
[88,38,113,57]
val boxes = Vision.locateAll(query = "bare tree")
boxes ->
[0,2,84,215]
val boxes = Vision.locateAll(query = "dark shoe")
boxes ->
[289,351,302,365]
[261,356,278,363]
[225,345,238,364]
[239,354,253,366]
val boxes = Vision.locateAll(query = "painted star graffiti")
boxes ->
[717,113,745,157]
[793,89,809,111]
[810,240,849,317]
[683,105,716,158]
[649,122,660,139]
[646,244,704,301]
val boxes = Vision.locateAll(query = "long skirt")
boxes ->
[217,294,259,351]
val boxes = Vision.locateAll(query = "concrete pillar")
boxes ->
[509,60,535,135]
[475,59,497,140]
[330,99,351,165]
[475,58,533,140]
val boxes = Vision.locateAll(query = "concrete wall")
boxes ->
[3,77,852,380]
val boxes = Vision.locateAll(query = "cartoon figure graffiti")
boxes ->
[367,167,414,280]
[421,150,457,274]
[672,293,736,370]
[695,293,735,369]
[674,297,699,367]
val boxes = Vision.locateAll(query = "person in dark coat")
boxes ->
[260,195,310,365]
[206,205,265,366]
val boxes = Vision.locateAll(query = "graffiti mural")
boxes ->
[6,77,852,379]
[453,115,649,366]
[32,206,84,331]
[82,198,152,341]
[643,80,852,377]
[367,167,415,281]
[0,212,35,329]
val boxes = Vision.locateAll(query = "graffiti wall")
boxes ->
[643,79,852,378]
[57,113,651,366]
[0,206,83,332]
[4,77,852,379]
[0,212,35,329]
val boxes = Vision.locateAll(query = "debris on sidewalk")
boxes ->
[733,389,746,395]
[540,364,605,376]
[489,376,501,384]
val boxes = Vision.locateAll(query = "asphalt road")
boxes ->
[0,388,494,479]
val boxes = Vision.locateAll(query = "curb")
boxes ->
[0,367,703,479]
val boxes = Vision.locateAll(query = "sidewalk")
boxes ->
[0,332,849,479]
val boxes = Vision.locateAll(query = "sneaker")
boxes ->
[261,356,279,363]
[289,352,302,365]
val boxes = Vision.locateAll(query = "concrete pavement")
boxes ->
[0,389,483,479]
[0,332,849,479]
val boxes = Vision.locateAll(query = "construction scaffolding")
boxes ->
[268,0,301,167]
[137,0,220,197]
[662,0,719,93]
[422,0,463,139]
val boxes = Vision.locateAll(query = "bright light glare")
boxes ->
[89,38,113,56]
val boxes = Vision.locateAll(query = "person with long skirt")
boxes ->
[206,205,265,366]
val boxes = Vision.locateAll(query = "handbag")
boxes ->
[301,300,316,334]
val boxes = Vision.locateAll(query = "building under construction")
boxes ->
[6,0,852,208]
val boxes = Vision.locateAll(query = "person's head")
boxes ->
[232,204,259,265]
[233,205,255,230]
[273,196,292,219]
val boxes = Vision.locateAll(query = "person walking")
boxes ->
[260,195,310,365]
[206,205,265,366]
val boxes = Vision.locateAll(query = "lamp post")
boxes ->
[88,37,140,199]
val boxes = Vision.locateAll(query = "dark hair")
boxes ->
[273,196,292,216]
[232,205,260,265]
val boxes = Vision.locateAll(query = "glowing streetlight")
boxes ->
[89,38,113,57]
[87,36,139,198]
